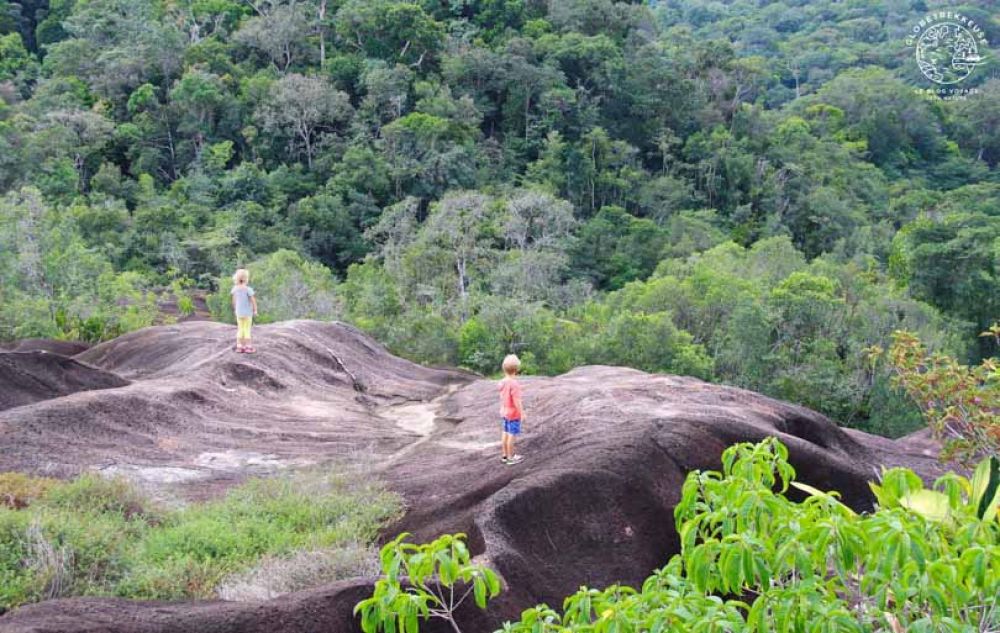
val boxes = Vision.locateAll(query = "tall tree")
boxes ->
[255,73,352,167]
[419,190,497,319]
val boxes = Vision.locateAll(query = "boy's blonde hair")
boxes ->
[502,354,521,375]
[232,268,249,285]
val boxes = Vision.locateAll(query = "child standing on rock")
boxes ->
[231,268,258,353]
[499,354,524,465]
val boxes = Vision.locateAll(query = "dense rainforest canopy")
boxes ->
[1,0,998,437]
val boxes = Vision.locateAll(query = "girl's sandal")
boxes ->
[243,346,256,354]
[235,346,245,353]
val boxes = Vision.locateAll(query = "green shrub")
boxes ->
[38,474,153,520]
[0,189,161,343]
[121,471,400,599]
[0,504,139,607]
[875,327,1000,462]
[207,249,342,324]
[0,510,32,611]
[28,510,137,598]
[355,533,501,633]
[381,309,460,368]
[458,316,504,374]
[0,468,402,610]
[177,294,195,316]
[496,439,1000,633]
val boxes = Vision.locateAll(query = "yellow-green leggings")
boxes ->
[237,316,253,340]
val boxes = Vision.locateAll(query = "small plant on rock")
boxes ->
[355,532,501,633]
[868,325,1000,462]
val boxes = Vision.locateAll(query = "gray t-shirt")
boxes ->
[231,285,255,318]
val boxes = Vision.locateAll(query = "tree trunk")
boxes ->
[166,126,178,181]
[18,194,55,318]
[524,93,530,140]
[299,121,314,168]
[456,255,468,320]
[590,138,597,212]
[318,0,327,68]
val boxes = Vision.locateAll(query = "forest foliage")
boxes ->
[1,0,998,437]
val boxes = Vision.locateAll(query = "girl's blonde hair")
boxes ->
[502,354,521,375]
[232,268,250,285]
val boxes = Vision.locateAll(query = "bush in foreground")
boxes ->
[358,439,999,633]
[502,439,1000,632]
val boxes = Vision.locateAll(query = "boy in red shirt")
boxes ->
[499,354,524,465]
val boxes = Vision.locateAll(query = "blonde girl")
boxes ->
[231,268,258,353]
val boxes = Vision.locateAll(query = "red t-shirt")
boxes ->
[499,377,522,420]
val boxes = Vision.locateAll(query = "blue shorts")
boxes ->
[502,418,521,435]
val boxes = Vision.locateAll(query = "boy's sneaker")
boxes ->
[500,456,509,464]
[506,454,524,465]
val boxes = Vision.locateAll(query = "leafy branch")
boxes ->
[867,326,1000,462]
[355,532,501,633]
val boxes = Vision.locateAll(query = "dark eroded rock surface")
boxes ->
[0,352,128,413]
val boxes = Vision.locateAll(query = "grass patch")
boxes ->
[0,467,402,612]
[0,473,59,509]
[217,542,381,601]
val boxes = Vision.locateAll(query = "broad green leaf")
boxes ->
[868,481,889,508]
[474,576,487,608]
[485,568,501,595]
[971,456,1000,521]
[898,490,951,522]
[790,481,857,516]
